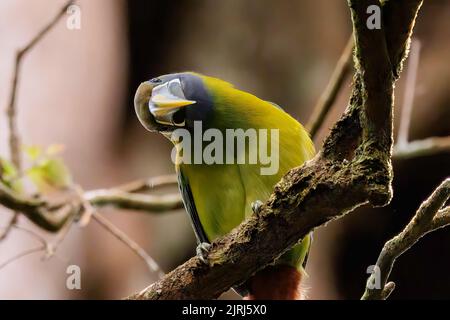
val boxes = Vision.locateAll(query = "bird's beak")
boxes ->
[149,79,195,127]
[134,80,195,132]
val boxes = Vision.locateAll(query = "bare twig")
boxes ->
[0,181,79,232]
[0,214,18,241]
[362,178,450,300]
[114,174,178,193]
[0,175,182,232]
[0,182,165,277]
[6,0,74,170]
[0,246,46,271]
[91,211,164,278]
[74,184,94,227]
[0,225,48,271]
[0,222,71,269]
[0,224,48,248]
[390,39,450,160]
[84,189,182,212]
[393,136,450,159]
[306,36,354,139]
[0,0,171,284]
[76,184,165,277]
[45,211,77,259]
[0,182,165,276]
[397,40,421,147]
[2,0,75,240]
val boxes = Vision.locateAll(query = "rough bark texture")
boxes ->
[124,0,422,299]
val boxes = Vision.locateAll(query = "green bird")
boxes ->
[134,72,315,299]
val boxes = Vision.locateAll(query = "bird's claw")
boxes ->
[196,242,211,264]
[251,200,264,216]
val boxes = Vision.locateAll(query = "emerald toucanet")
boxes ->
[134,72,315,299]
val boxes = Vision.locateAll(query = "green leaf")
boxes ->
[9,178,24,194]
[0,158,18,179]
[46,144,65,156]
[0,158,23,193]
[24,145,43,161]
[27,158,72,192]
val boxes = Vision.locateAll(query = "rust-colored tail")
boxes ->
[244,265,302,300]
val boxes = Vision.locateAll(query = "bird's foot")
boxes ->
[251,200,264,216]
[196,242,211,264]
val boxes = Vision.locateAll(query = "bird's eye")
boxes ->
[149,78,162,84]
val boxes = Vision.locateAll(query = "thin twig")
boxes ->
[6,0,74,170]
[393,136,450,159]
[0,224,48,248]
[0,246,46,271]
[91,211,164,278]
[115,174,178,193]
[306,36,354,139]
[45,211,77,259]
[0,174,181,232]
[2,0,75,241]
[77,183,165,277]
[0,212,75,270]
[362,178,450,300]
[0,225,48,271]
[84,189,182,212]
[0,214,18,241]
[392,40,450,160]
[397,40,421,147]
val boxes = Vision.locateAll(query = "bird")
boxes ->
[134,72,315,299]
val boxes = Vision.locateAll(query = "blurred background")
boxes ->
[0,0,449,299]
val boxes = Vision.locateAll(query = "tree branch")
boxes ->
[1,0,75,240]
[127,0,423,300]
[0,179,171,276]
[0,181,80,232]
[306,36,354,139]
[393,136,450,159]
[0,0,170,281]
[0,178,183,232]
[113,174,178,193]
[91,211,165,278]
[362,178,450,300]
[6,0,74,171]
[84,188,182,212]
